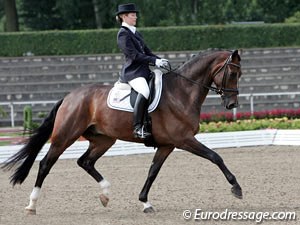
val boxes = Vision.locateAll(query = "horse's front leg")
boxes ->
[139,145,174,213]
[179,137,242,199]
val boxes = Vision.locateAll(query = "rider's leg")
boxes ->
[128,77,151,139]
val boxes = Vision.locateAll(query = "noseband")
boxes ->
[208,54,241,96]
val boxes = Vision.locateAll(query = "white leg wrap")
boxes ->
[143,201,152,210]
[99,179,110,196]
[25,187,41,211]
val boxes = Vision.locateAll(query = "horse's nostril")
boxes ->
[226,103,238,110]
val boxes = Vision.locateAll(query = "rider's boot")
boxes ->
[133,94,151,139]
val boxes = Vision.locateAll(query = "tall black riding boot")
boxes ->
[133,94,151,139]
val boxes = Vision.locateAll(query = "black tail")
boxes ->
[1,99,64,186]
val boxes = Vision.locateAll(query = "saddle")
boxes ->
[107,69,163,112]
[107,69,163,147]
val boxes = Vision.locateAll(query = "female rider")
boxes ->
[116,3,169,139]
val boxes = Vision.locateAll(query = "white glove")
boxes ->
[155,58,169,68]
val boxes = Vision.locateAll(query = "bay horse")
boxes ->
[2,49,243,214]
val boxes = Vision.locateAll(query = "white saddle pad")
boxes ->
[107,69,163,113]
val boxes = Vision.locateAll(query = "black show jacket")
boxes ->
[117,26,160,82]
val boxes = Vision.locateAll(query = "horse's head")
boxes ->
[211,50,242,110]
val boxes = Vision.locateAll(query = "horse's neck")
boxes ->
[163,69,210,114]
[178,62,211,96]
[178,58,212,86]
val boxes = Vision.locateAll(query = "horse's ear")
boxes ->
[232,49,241,61]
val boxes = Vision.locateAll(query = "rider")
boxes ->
[116,3,169,139]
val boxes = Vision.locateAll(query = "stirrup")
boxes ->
[134,126,151,139]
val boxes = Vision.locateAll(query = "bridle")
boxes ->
[165,53,241,97]
[210,54,241,97]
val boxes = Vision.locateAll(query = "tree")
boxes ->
[20,0,97,30]
[91,0,119,28]
[20,0,61,30]
[5,0,300,32]
[224,0,263,23]
[55,0,96,29]
[285,11,300,23]
[3,0,19,31]
[92,0,101,28]
[257,0,300,23]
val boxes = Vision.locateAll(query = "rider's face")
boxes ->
[121,13,137,26]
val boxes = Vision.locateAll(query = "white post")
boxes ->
[9,103,15,127]
[250,94,254,117]
[233,108,237,121]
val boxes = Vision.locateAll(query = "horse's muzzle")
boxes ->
[222,95,239,110]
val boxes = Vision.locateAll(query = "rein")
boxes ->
[164,53,241,96]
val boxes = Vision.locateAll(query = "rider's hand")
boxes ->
[155,58,169,68]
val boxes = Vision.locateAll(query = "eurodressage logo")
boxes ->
[182,208,297,223]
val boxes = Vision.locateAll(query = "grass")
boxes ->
[0,141,12,146]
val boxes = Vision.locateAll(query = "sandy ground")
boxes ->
[1,145,300,225]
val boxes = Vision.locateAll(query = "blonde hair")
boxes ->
[116,15,122,23]
[116,13,127,23]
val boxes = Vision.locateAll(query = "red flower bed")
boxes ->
[200,108,300,122]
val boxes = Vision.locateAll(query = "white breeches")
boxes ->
[128,77,150,99]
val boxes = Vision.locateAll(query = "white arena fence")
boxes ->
[1,92,300,127]
[0,129,299,164]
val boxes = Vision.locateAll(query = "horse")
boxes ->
[2,49,243,214]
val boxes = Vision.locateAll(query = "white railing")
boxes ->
[1,92,300,127]
[0,100,57,127]
[1,129,300,163]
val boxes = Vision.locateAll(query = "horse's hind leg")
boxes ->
[25,139,74,214]
[77,135,116,207]
[139,145,174,213]
[25,118,87,215]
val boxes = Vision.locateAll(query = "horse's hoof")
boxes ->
[99,194,109,207]
[231,186,243,199]
[143,206,155,213]
[25,208,36,215]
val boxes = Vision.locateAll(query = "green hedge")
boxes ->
[0,23,300,56]
[0,29,118,56]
